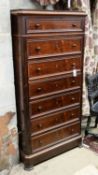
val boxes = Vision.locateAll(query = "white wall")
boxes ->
[10,0,41,9]
[0,0,16,115]
[0,0,41,173]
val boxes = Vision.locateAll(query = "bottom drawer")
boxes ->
[31,122,80,152]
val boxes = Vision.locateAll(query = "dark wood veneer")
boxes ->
[26,36,83,58]
[31,122,80,152]
[28,56,82,79]
[26,16,83,34]
[29,90,81,116]
[29,73,81,99]
[30,106,80,135]
[11,10,85,169]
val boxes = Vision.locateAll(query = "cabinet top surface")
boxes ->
[11,9,86,16]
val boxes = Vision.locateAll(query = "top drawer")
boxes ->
[25,16,84,34]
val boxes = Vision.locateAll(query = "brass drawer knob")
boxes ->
[56,132,60,138]
[35,46,41,52]
[72,24,77,27]
[36,67,41,72]
[71,113,75,117]
[55,42,59,49]
[72,44,77,47]
[38,140,43,146]
[55,83,58,88]
[71,128,74,132]
[72,63,76,67]
[56,44,59,48]
[38,106,42,111]
[37,123,42,128]
[55,64,58,68]
[55,118,58,122]
[71,80,76,84]
[37,87,42,92]
[70,113,75,119]
[71,97,75,101]
[56,100,59,105]
[35,23,40,28]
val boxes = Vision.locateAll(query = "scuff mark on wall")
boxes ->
[0,112,19,171]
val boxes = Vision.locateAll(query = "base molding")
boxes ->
[20,136,81,170]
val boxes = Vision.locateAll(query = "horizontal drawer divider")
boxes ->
[31,135,81,155]
[26,29,83,34]
[29,87,81,101]
[13,32,84,38]
[32,133,79,153]
[30,104,80,120]
[29,86,81,101]
[27,51,82,60]
[28,70,81,81]
[31,120,80,138]
[26,34,83,41]
[30,103,80,119]
[28,71,81,82]
[29,88,81,100]
[27,54,82,63]
[27,53,82,62]
[31,118,79,137]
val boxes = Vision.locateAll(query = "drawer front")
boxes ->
[29,90,81,116]
[29,74,82,99]
[27,37,82,58]
[31,122,80,152]
[26,16,83,34]
[31,107,80,134]
[28,56,81,79]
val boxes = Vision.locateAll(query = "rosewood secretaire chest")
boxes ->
[11,10,85,169]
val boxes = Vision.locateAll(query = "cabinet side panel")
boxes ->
[11,15,32,155]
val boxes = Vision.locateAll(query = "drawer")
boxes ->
[29,90,81,117]
[29,74,82,99]
[31,107,80,134]
[31,122,80,152]
[26,16,84,34]
[26,36,82,58]
[28,56,81,79]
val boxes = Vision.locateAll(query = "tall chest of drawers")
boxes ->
[11,10,85,169]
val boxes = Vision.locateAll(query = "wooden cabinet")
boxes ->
[11,10,85,169]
